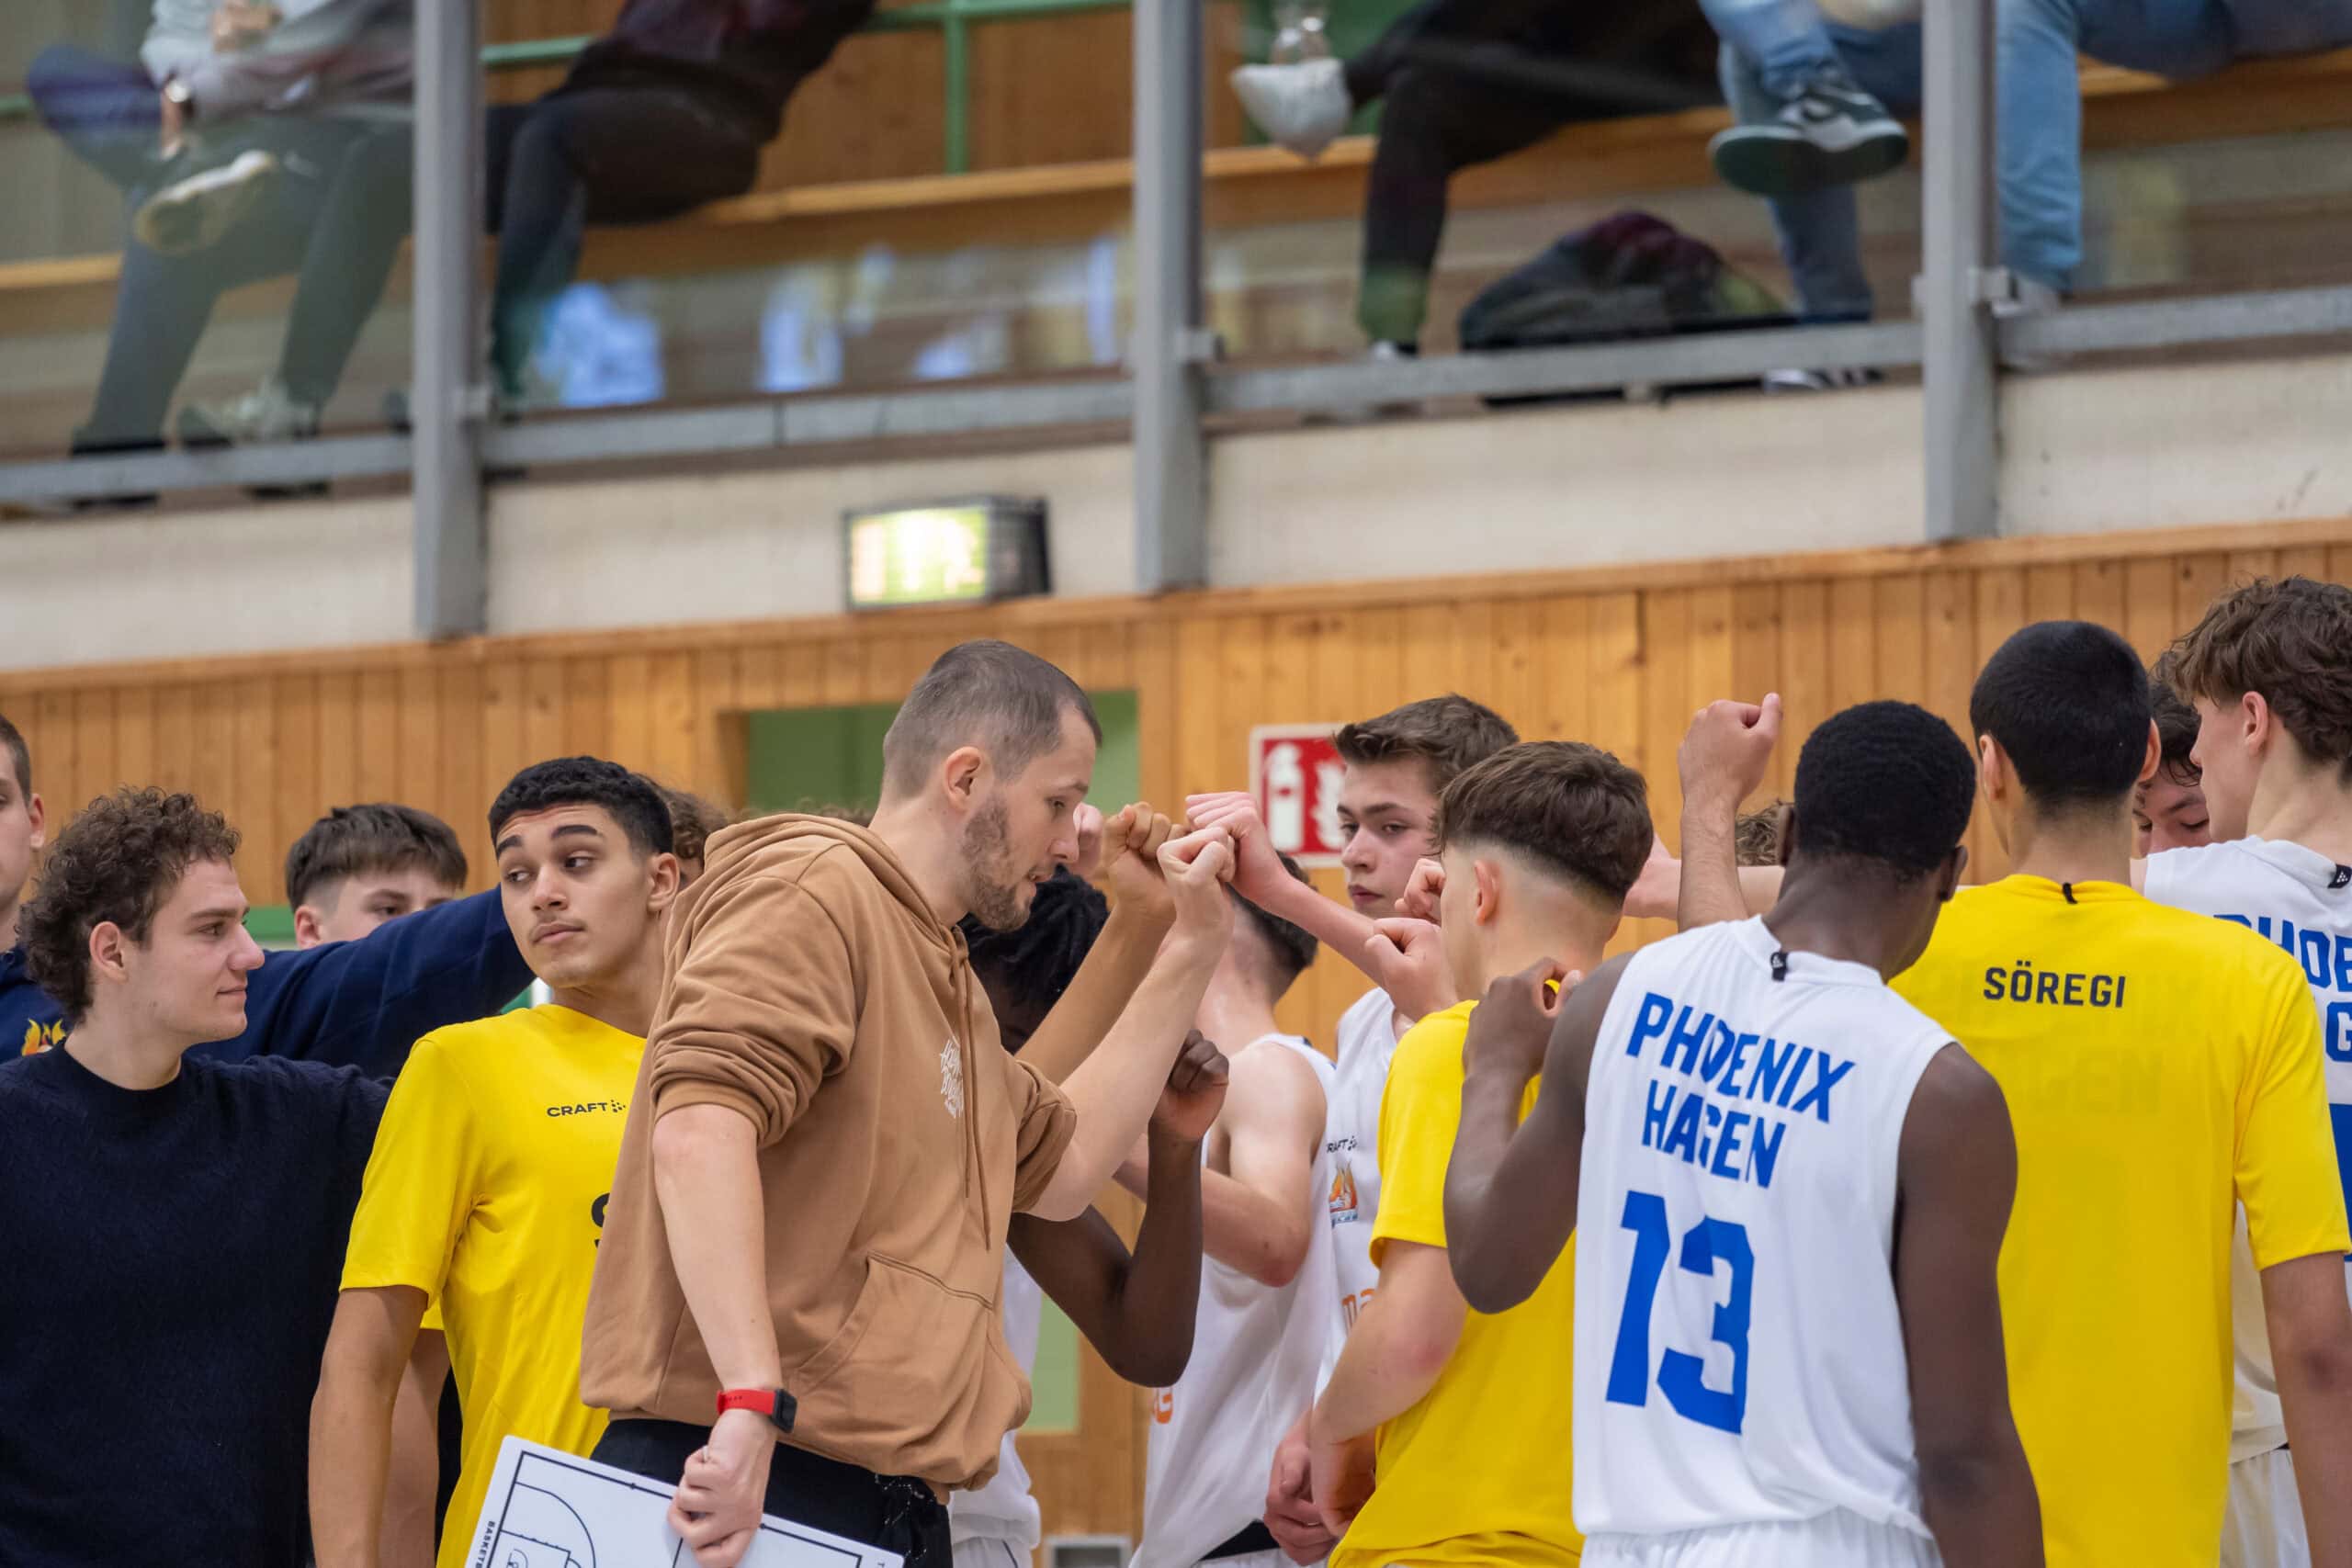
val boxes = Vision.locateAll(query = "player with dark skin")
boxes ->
[1438,700,2045,1568]
[1009,1028,1227,1385]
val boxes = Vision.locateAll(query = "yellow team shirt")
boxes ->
[341,1005,643,1568]
[1332,1000,1582,1568]
[1892,877,2347,1568]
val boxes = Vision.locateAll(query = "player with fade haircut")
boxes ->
[1309,740,1652,1568]
[1444,700,2041,1568]
[2145,576,2352,1568]
[1679,619,2352,1568]
[284,802,471,948]
[1183,694,1520,1563]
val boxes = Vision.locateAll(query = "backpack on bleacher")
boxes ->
[1457,209,1787,361]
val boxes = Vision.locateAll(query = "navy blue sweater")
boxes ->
[2,888,534,1077]
[0,1047,387,1567]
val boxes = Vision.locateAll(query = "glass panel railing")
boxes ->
[0,2,415,490]
[1200,0,1919,401]
[471,0,1138,423]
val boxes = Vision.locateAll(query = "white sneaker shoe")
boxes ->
[178,376,321,446]
[133,149,281,256]
[1231,58,1352,161]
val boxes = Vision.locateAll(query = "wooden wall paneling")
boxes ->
[2277,544,2335,581]
[356,670,401,801]
[113,683,154,800]
[1398,604,1464,703]
[1826,577,1877,713]
[1288,608,1371,1044]
[1873,575,1926,703]
[71,689,115,820]
[315,671,358,813]
[564,659,611,761]
[274,675,322,897]
[2122,558,2177,661]
[396,667,442,821]
[437,662,488,878]
[1079,622,1135,695]
[1446,598,1499,708]
[1168,613,1226,805]
[1586,592,1644,766]
[735,643,788,716]
[692,649,745,808]
[1772,581,1828,804]
[29,690,76,815]
[967,12,1134,171]
[643,652,699,790]
[1727,583,1781,803]
[2172,553,2229,634]
[1130,616,1181,817]
[2227,548,2279,585]
[820,633,868,710]
[605,655,654,773]
[152,681,196,796]
[189,682,235,847]
[2333,546,2352,585]
[1526,596,1591,747]
[2073,558,2126,636]
[1920,571,1981,876]
[1486,599,1537,737]
[481,660,534,872]
[2022,561,2074,625]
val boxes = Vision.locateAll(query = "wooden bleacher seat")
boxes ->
[3,43,2349,332]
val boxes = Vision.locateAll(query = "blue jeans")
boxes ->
[1735,0,2249,314]
[1702,0,1843,96]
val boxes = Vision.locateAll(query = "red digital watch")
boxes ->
[715,1387,797,1434]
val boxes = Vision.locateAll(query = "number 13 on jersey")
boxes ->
[1605,1189,1754,1434]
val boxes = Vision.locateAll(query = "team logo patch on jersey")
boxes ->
[1329,1164,1359,1224]
[19,1019,63,1056]
[1150,1388,1174,1425]
[940,1036,966,1119]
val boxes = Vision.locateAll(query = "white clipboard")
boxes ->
[464,1436,908,1568]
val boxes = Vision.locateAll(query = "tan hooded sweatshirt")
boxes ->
[579,814,1077,1491]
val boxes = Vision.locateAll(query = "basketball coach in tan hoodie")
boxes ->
[581,639,1238,1568]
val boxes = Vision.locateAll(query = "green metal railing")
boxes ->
[3,0,1132,174]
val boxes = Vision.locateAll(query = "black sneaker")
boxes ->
[62,434,165,511]
[1710,67,1908,197]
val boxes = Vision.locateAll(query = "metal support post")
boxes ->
[413,0,489,638]
[1130,0,1209,592]
[1921,0,1999,540]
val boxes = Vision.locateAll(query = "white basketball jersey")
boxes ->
[1324,989,1398,1361]
[950,1256,1045,1551]
[1135,1035,1338,1568]
[1574,919,1951,1544]
[2144,836,2352,1460]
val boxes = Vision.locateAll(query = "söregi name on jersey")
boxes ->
[1621,991,1854,1190]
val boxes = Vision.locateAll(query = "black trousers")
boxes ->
[593,1417,953,1568]
[1336,0,1589,342]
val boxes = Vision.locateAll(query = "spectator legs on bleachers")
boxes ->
[1700,0,1907,196]
[1732,0,2316,321]
[481,91,768,404]
[27,44,164,195]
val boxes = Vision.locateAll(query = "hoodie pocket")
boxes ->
[787,1252,1030,1487]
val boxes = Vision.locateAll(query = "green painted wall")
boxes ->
[741,687,1139,1433]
